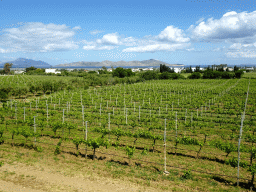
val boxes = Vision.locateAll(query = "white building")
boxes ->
[14,70,25,74]
[174,68,183,73]
[45,69,61,74]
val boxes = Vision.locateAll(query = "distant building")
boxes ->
[141,67,154,71]
[14,70,25,74]
[45,69,61,74]
[132,68,140,72]
[173,68,183,73]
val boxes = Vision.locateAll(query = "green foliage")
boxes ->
[140,70,159,80]
[66,123,76,135]
[178,136,200,145]
[25,66,37,73]
[0,90,8,101]
[0,137,4,145]
[86,137,104,150]
[4,63,13,74]
[225,157,248,168]
[54,139,62,155]
[249,163,256,175]
[188,72,201,79]
[112,67,134,78]
[181,169,193,180]
[160,64,174,73]
[35,146,43,152]
[234,70,244,78]
[126,146,135,159]
[141,147,149,155]
[212,140,237,157]
[51,121,63,136]
[0,125,4,137]
[202,69,239,79]
[86,137,107,160]
[72,136,83,150]
[20,126,32,143]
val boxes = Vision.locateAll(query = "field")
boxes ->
[0,75,256,191]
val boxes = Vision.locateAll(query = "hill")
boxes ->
[54,59,184,67]
[0,58,52,68]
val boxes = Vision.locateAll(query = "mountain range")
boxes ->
[54,59,184,67]
[0,58,52,68]
[1,58,255,69]
[0,58,184,68]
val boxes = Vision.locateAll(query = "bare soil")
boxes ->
[0,161,157,192]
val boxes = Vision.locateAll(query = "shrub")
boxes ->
[234,70,244,78]
[112,67,134,78]
[54,139,62,155]
[181,169,193,180]
[188,72,201,79]
[140,71,159,80]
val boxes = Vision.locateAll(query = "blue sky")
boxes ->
[0,0,255,66]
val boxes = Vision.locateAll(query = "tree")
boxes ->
[195,66,201,72]
[112,67,134,78]
[160,64,174,73]
[4,63,13,75]
[234,65,239,72]
[25,66,37,73]
[140,71,158,80]
[185,66,193,73]
[188,72,201,79]
[234,70,244,78]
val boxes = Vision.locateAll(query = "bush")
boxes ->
[188,72,201,79]
[159,72,171,79]
[54,139,62,155]
[234,70,244,78]
[112,67,134,78]
[34,146,43,152]
[225,157,248,168]
[221,71,234,79]
[140,71,159,80]
[181,169,193,180]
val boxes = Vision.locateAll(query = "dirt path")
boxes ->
[0,162,157,192]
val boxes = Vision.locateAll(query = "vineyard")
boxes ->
[0,75,256,191]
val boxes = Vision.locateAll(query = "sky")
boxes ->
[0,0,256,66]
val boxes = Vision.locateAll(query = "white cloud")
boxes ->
[72,26,81,30]
[89,30,104,35]
[122,43,189,53]
[188,10,256,43]
[82,32,137,51]
[186,48,195,51]
[83,45,96,50]
[0,22,79,53]
[96,33,119,45]
[0,48,13,53]
[225,42,256,58]
[157,26,190,43]
[226,50,256,58]
[120,37,137,46]
[83,26,190,53]
[83,45,117,50]
[223,11,237,17]
[121,26,190,53]
[196,18,205,25]
[213,48,221,52]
